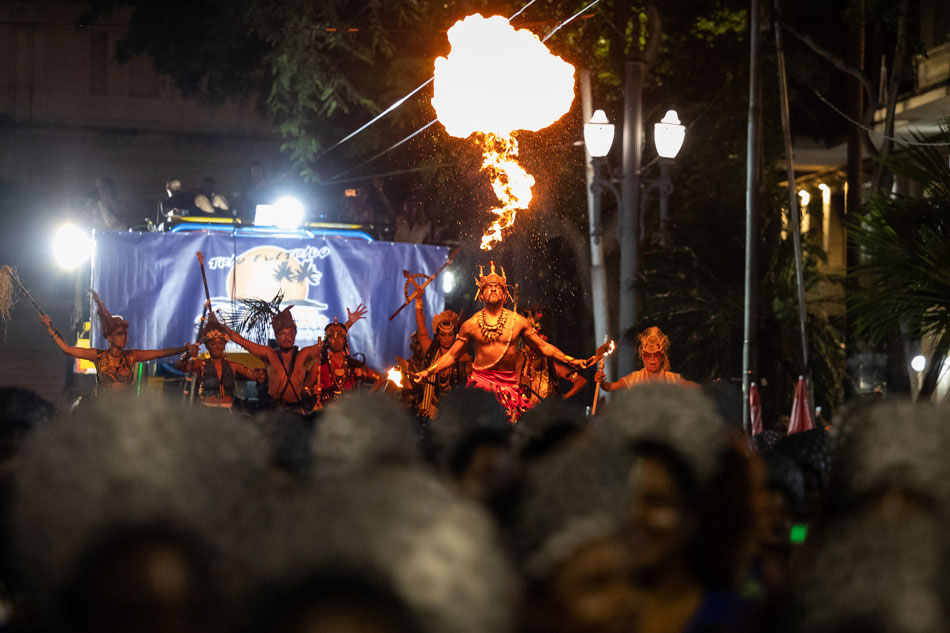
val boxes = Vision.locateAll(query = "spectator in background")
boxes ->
[160,178,196,218]
[193,177,230,217]
[394,190,432,244]
[342,177,396,227]
[91,177,128,231]
[240,161,270,222]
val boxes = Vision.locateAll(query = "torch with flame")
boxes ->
[432,14,575,250]
[590,339,616,416]
[386,366,406,390]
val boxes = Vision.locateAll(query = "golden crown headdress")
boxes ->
[474,261,509,301]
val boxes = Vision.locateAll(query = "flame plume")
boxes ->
[432,14,575,250]
[477,133,534,250]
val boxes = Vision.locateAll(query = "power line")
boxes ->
[324,0,607,181]
[315,0,542,160]
[812,87,950,147]
[541,0,604,42]
[323,120,440,184]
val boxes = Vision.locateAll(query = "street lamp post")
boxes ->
[584,106,685,377]
[653,110,685,247]
[582,87,615,381]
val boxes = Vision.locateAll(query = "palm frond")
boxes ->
[222,290,284,343]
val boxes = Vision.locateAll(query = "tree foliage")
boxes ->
[847,124,950,400]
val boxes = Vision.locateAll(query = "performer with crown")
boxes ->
[410,291,471,417]
[39,290,191,396]
[175,311,266,408]
[226,297,367,413]
[413,262,591,423]
[304,316,381,404]
[594,326,694,390]
[517,306,587,405]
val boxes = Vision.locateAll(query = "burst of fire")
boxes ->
[387,366,405,388]
[606,340,616,356]
[432,14,575,250]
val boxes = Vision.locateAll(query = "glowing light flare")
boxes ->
[605,340,616,356]
[53,224,94,270]
[432,13,575,251]
[387,366,405,388]
[432,14,575,138]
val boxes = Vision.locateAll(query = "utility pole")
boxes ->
[742,0,762,433]
[618,55,645,376]
[581,70,613,381]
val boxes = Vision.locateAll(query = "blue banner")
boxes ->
[90,231,448,370]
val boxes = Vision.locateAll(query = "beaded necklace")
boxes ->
[477,308,508,342]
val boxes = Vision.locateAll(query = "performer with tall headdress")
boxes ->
[304,316,381,404]
[413,262,592,423]
[410,291,471,418]
[38,290,191,396]
[225,294,367,413]
[594,326,694,390]
[517,306,587,405]
[175,311,266,408]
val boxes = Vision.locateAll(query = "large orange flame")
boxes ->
[432,14,575,250]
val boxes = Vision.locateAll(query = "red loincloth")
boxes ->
[467,367,534,423]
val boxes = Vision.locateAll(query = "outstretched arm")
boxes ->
[413,337,467,382]
[225,326,273,361]
[173,344,201,373]
[39,313,97,361]
[231,361,267,382]
[523,327,588,372]
[593,370,626,392]
[554,361,587,399]
[131,344,190,363]
[414,297,433,351]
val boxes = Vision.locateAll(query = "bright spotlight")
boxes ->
[52,224,93,270]
[442,270,456,294]
[911,355,927,372]
[255,196,305,228]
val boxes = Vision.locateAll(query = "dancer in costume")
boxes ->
[175,311,266,408]
[517,307,587,405]
[39,290,190,396]
[594,326,694,391]
[304,317,381,403]
[410,294,471,417]
[226,298,366,413]
[413,262,590,423]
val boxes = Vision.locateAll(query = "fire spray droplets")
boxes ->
[432,14,575,250]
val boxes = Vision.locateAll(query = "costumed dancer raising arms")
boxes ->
[226,297,367,413]
[594,326,695,391]
[175,311,266,408]
[39,290,190,396]
[413,262,592,423]
[304,316,381,404]
[411,291,471,417]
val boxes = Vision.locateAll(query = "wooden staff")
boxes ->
[195,251,212,338]
[590,338,615,416]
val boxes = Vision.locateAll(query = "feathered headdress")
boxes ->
[432,310,458,334]
[202,310,229,341]
[89,290,129,338]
